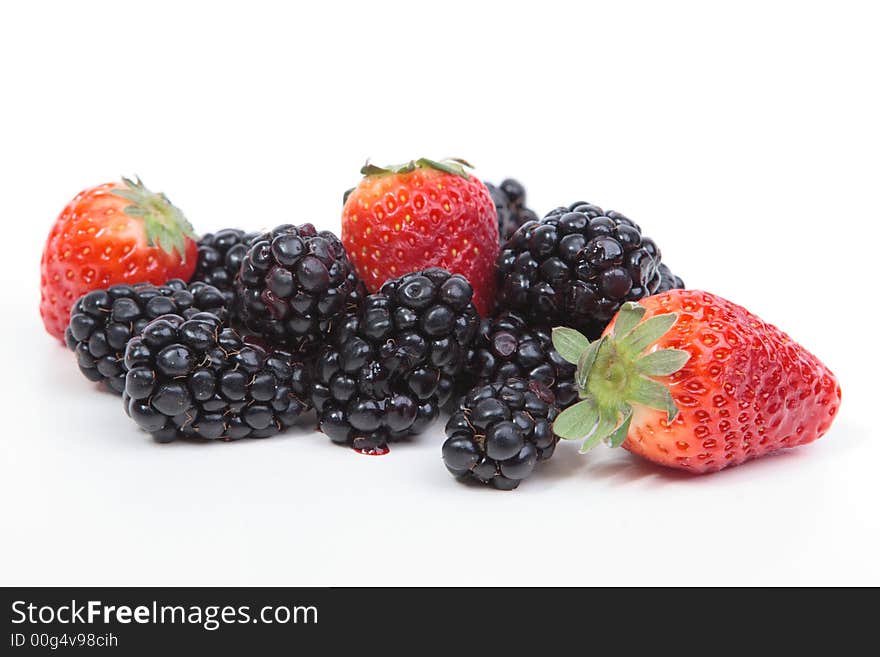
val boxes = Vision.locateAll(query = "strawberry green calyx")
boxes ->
[359,158,473,180]
[110,176,197,261]
[551,302,690,453]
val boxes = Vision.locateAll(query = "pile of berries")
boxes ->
[40,162,840,490]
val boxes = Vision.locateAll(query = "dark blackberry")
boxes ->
[443,378,560,490]
[467,311,577,409]
[312,268,480,451]
[121,312,311,443]
[497,202,670,339]
[64,279,227,394]
[486,178,540,243]
[191,229,258,320]
[654,263,685,294]
[237,223,364,349]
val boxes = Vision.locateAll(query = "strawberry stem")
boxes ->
[551,302,690,453]
[110,176,197,262]
[359,158,473,180]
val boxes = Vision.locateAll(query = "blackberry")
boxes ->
[497,201,670,339]
[467,311,577,409]
[312,268,480,451]
[64,279,227,394]
[655,263,685,294]
[122,313,311,443]
[443,378,559,490]
[237,223,364,349]
[486,178,540,243]
[191,229,258,320]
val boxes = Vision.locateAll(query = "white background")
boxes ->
[0,1,877,586]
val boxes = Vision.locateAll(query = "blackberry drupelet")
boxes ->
[64,279,227,394]
[122,313,311,443]
[486,178,540,243]
[655,263,685,294]
[497,202,670,339]
[443,378,560,490]
[312,268,480,451]
[467,311,577,409]
[237,223,364,349]
[191,229,258,319]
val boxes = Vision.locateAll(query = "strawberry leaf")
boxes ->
[620,312,678,354]
[415,158,472,179]
[636,349,691,376]
[575,406,623,453]
[576,336,606,389]
[612,302,646,338]
[551,327,591,365]
[111,176,196,262]
[553,398,599,441]
[157,230,173,256]
[360,158,472,180]
[579,431,605,454]
[144,221,160,249]
[630,377,679,421]
[446,157,475,168]
[606,407,633,448]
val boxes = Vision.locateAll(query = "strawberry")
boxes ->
[40,177,198,342]
[551,290,841,473]
[341,158,499,315]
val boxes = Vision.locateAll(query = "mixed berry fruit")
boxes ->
[341,159,499,315]
[465,311,577,409]
[42,165,841,489]
[66,279,227,393]
[497,201,684,339]
[312,268,478,452]
[123,313,311,442]
[444,379,560,490]
[238,223,364,349]
[551,291,841,472]
[41,177,198,341]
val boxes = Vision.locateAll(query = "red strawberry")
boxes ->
[40,177,198,342]
[341,158,499,315]
[551,290,841,473]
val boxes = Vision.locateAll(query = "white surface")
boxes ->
[0,1,877,586]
